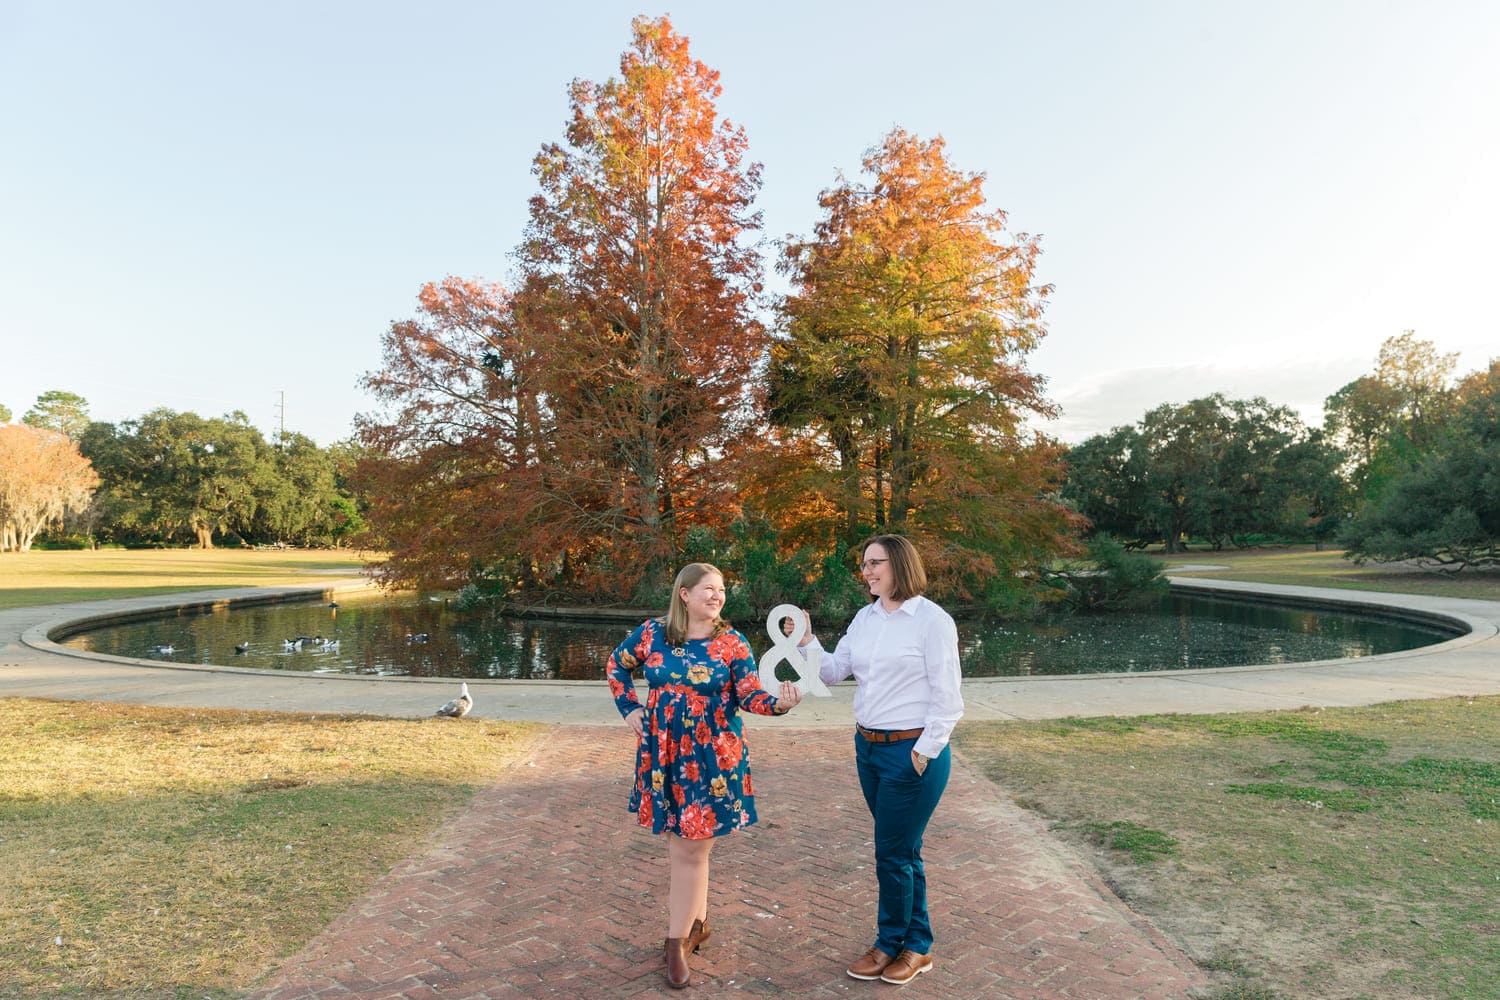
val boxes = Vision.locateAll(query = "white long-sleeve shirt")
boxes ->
[811,595,964,759]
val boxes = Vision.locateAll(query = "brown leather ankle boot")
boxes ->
[687,917,712,953]
[664,936,691,989]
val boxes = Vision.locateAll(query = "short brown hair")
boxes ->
[663,562,730,645]
[862,534,927,601]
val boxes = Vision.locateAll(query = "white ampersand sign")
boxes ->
[759,603,831,697]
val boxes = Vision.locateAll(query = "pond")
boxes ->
[60,590,1460,680]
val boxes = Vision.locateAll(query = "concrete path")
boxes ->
[4,578,1499,999]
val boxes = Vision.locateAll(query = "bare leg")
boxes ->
[667,834,714,937]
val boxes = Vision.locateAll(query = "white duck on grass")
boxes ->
[434,682,473,718]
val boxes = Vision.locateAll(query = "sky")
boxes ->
[3,1,1496,447]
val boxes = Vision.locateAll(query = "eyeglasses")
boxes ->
[859,558,889,570]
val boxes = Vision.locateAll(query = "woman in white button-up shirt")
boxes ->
[802,534,963,985]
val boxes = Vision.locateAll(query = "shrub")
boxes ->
[1052,535,1168,612]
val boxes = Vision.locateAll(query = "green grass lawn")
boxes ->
[958,697,1500,999]
[0,548,374,609]
[1156,545,1500,602]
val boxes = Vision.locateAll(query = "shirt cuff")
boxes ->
[913,737,945,759]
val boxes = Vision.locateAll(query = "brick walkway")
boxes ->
[248,727,1206,999]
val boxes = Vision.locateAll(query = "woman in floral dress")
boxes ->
[607,562,802,989]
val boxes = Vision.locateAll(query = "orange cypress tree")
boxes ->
[356,277,556,589]
[769,129,1079,605]
[359,18,766,601]
[520,14,766,599]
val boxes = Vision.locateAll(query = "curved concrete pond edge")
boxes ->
[2,576,1497,724]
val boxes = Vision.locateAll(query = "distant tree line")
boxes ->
[1063,332,1499,569]
[0,390,365,551]
[1062,395,1344,554]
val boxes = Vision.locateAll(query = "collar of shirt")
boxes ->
[868,594,926,620]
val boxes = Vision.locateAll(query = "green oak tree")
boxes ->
[1324,331,1459,499]
[83,410,273,548]
[1067,395,1344,552]
[1340,360,1499,569]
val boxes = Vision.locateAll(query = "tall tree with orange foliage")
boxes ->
[358,17,765,600]
[769,129,1078,608]
[519,14,766,599]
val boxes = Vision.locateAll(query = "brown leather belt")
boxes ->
[856,724,924,743]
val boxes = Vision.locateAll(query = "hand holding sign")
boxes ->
[758,603,831,697]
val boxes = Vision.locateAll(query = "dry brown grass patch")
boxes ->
[0,698,544,998]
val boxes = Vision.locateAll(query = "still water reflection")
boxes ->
[62,591,1458,680]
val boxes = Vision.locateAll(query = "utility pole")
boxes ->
[274,390,285,450]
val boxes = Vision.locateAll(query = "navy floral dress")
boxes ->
[607,619,786,839]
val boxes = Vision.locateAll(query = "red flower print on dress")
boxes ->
[683,759,700,783]
[714,707,728,729]
[646,651,664,668]
[679,802,717,840]
[634,622,656,659]
[743,773,754,796]
[638,797,653,827]
[672,784,686,807]
[687,693,708,717]
[707,632,749,666]
[679,734,693,757]
[712,730,742,771]
[695,719,711,746]
[608,673,626,698]
[736,673,762,699]
[662,703,676,723]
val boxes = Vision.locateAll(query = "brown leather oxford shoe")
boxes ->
[880,948,934,984]
[846,945,896,980]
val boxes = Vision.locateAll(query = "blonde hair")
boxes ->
[862,534,928,601]
[663,562,730,645]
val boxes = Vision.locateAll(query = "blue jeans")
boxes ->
[854,731,951,957]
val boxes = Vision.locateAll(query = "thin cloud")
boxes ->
[1040,357,1371,443]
